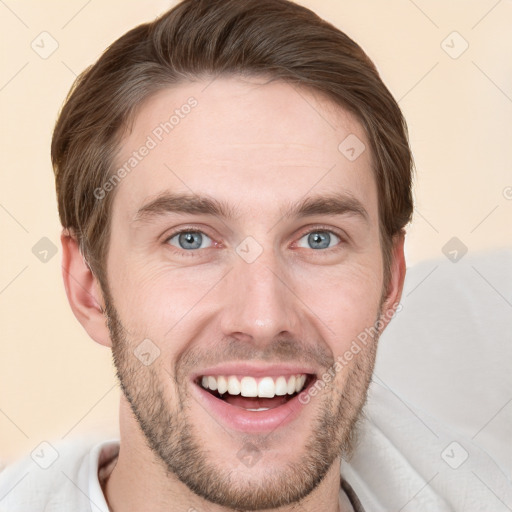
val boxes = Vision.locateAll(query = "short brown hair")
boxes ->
[52,0,413,290]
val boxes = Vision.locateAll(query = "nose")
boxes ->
[218,250,301,347]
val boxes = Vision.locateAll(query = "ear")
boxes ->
[379,232,407,329]
[60,230,112,348]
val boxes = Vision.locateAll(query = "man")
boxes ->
[0,0,439,510]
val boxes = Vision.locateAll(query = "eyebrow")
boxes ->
[133,193,237,224]
[132,191,369,224]
[280,193,369,223]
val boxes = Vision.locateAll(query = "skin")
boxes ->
[61,77,406,511]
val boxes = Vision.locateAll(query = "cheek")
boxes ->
[107,254,223,340]
[291,258,383,353]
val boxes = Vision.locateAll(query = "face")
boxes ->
[103,77,391,510]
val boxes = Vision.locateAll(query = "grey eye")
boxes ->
[297,231,340,250]
[168,231,212,250]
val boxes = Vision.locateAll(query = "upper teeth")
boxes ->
[200,375,307,398]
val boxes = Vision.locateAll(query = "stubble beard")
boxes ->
[104,293,379,510]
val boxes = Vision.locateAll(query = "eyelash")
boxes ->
[163,226,217,257]
[293,226,346,252]
[163,225,347,256]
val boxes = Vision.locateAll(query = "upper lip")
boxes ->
[191,362,318,381]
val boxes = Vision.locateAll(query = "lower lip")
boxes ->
[192,382,311,433]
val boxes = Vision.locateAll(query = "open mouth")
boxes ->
[196,374,315,411]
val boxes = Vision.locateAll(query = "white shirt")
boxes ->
[0,438,116,512]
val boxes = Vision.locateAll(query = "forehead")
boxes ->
[112,77,377,222]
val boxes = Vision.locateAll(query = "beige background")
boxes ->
[0,0,511,464]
